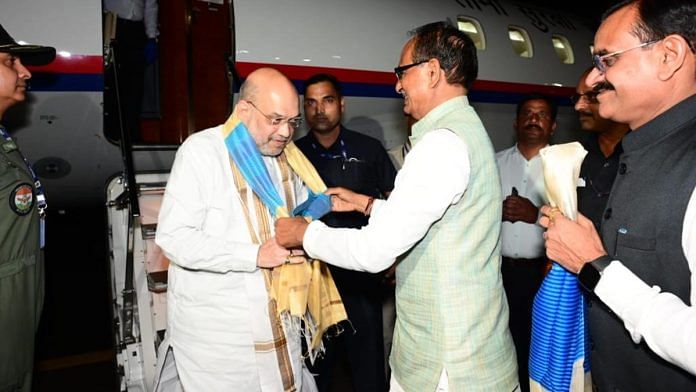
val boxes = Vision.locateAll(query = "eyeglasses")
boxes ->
[394,60,427,80]
[247,101,303,129]
[592,40,659,74]
[570,91,599,104]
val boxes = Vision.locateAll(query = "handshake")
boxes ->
[259,187,375,268]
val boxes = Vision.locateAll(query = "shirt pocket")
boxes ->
[614,231,659,279]
[0,154,22,192]
[615,231,656,252]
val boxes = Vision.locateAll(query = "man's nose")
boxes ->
[586,67,603,87]
[574,99,586,112]
[15,58,32,80]
[277,121,292,138]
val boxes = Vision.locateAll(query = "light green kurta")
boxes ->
[391,96,518,391]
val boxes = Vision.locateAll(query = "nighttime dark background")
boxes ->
[31,0,622,391]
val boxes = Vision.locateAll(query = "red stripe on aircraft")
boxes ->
[236,62,395,84]
[236,61,575,98]
[473,80,575,98]
[28,55,103,74]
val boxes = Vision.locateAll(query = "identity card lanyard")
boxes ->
[0,126,47,247]
[311,138,350,170]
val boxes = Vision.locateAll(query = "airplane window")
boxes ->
[508,26,533,58]
[552,35,575,64]
[458,17,486,50]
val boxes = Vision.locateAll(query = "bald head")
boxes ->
[237,68,301,156]
[240,68,297,103]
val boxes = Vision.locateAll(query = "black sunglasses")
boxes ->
[394,60,427,80]
[570,91,599,105]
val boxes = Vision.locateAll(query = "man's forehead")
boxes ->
[305,82,337,97]
[399,40,416,63]
[594,5,638,54]
[522,100,550,110]
[576,78,592,92]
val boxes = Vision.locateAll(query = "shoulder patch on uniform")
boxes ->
[1,140,17,153]
[9,183,34,215]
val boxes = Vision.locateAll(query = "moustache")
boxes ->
[577,110,593,117]
[524,124,543,131]
[593,81,614,93]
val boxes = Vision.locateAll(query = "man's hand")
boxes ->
[539,205,607,273]
[326,187,371,214]
[275,217,309,248]
[257,236,304,268]
[502,195,539,223]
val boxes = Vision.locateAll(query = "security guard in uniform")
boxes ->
[0,24,55,392]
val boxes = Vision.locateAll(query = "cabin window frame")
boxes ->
[551,34,575,64]
[457,16,486,50]
[508,25,534,58]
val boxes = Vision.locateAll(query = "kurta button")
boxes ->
[619,163,627,174]
[604,208,612,219]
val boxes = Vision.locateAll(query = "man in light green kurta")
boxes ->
[275,22,518,391]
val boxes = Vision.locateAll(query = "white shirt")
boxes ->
[155,127,309,390]
[304,129,470,272]
[496,145,548,259]
[104,0,159,38]
[595,187,696,375]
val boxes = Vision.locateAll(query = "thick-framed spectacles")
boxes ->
[394,60,427,80]
[571,91,599,105]
[247,101,303,129]
[592,40,659,74]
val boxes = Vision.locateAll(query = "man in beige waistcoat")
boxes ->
[276,21,518,392]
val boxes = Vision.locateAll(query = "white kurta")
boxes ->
[495,145,547,259]
[155,126,310,391]
[304,129,470,273]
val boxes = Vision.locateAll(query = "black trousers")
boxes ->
[308,289,386,392]
[501,256,548,392]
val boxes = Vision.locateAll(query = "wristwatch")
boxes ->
[578,255,613,292]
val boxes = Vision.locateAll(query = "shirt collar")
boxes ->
[410,96,469,146]
[622,94,696,153]
[513,143,544,161]
[308,126,344,152]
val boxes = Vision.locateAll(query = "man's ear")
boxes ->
[657,34,689,81]
[428,58,442,88]
[237,99,252,122]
